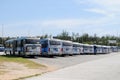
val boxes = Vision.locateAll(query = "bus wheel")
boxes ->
[5,51,8,55]
[10,51,12,55]
[60,54,65,57]
[69,54,73,56]
[48,55,54,58]
[18,51,21,56]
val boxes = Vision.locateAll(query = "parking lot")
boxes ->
[28,52,119,69]
[0,52,120,80]
[0,52,118,69]
[26,52,120,80]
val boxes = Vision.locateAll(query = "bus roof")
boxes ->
[16,37,40,40]
[72,42,84,45]
[40,38,62,42]
[61,40,72,43]
[5,39,16,42]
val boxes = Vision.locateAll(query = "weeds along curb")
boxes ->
[13,69,54,80]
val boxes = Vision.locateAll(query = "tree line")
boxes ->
[54,30,120,46]
[0,30,120,46]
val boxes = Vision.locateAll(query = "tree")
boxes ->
[56,30,71,40]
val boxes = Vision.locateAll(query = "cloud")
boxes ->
[75,0,120,17]
[92,0,120,6]
[41,18,108,27]
[84,8,114,17]
[76,0,120,7]
[3,16,120,37]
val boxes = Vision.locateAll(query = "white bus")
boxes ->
[102,46,110,54]
[5,37,41,57]
[111,46,118,52]
[40,38,62,56]
[95,45,103,54]
[83,44,94,54]
[61,40,73,55]
[72,42,83,55]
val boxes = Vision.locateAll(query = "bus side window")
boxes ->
[5,42,8,48]
[10,42,13,48]
[17,40,21,47]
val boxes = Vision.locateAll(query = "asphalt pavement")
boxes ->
[26,52,120,80]
[29,53,118,69]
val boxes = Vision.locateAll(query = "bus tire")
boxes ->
[10,51,12,55]
[48,55,54,58]
[13,51,15,56]
[18,51,21,56]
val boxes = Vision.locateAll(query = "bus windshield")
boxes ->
[50,40,61,45]
[73,44,80,47]
[63,42,72,46]
[25,39,40,44]
[0,44,4,47]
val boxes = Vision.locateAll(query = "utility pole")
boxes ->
[1,24,4,45]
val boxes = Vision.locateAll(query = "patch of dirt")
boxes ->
[0,62,56,80]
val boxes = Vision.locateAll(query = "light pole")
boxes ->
[1,24,4,45]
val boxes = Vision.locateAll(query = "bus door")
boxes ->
[41,40,48,53]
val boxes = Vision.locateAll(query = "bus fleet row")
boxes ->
[4,37,119,57]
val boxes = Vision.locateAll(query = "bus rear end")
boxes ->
[40,39,62,56]
[24,38,41,56]
[48,39,62,56]
[62,40,73,55]
[72,42,81,55]
[25,44,41,56]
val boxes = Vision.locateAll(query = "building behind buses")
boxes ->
[4,37,41,56]
[40,38,62,56]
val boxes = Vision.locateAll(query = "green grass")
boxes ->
[13,73,42,80]
[0,55,46,69]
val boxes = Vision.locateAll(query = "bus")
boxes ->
[102,46,110,54]
[94,45,104,54]
[40,38,62,56]
[4,39,15,55]
[5,37,41,56]
[72,42,83,55]
[83,44,94,54]
[61,40,73,55]
[0,44,4,52]
[111,46,118,52]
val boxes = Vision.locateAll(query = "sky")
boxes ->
[0,0,120,37]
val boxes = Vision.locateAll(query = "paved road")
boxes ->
[29,53,118,69]
[26,52,120,80]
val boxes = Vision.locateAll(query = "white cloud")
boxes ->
[84,8,108,15]
[75,0,120,17]
[5,17,113,31]
[45,17,111,26]
[90,0,120,14]
[77,0,120,7]
[3,16,120,37]
[92,0,120,6]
